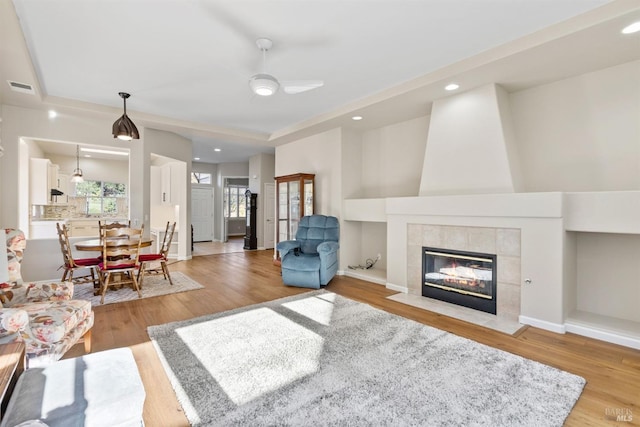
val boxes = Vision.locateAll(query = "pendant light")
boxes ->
[70,145,84,183]
[112,92,139,140]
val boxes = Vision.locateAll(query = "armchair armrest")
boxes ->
[317,241,339,255]
[25,281,74,303]
[0,308,29,339]
[276,240,302,259]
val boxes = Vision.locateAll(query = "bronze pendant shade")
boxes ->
[112,92,139,140]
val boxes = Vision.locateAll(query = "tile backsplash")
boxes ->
[32,197,129,220]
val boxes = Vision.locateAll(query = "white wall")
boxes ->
[510,60,640,192]
[275,127,343,217]
[419,84,518,196]
[362,116,428,198]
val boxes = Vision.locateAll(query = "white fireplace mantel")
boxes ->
[343,190,640,349]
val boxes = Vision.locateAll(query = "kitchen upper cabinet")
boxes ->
[161,164,172,205]
[160,162,185,205]
[30,158,60,205]
[55,173,69,204]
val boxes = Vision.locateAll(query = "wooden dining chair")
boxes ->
[56,222,101,288]
[98,220,131,234]
[138,221,176,287]
[97,225,144,304]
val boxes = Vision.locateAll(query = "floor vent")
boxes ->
[7,80,36,95]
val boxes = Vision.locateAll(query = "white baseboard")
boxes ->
[565,321,640,350]
[518,315,566,334]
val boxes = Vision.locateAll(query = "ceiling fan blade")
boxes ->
[282,80,324,95]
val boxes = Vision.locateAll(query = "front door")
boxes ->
[191,187,213,242]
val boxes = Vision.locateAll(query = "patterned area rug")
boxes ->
[148,291,586,426]
[73,271,204,306]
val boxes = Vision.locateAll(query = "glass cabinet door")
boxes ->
[278,182,289,243]
[303,178,313,216]
[275,173,315,252]
[289,180,300,238]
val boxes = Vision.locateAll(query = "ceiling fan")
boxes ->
[249,38,324,97]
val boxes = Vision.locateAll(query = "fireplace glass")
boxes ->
[422,247,497,314]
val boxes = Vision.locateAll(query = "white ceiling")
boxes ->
[2,0,639,164]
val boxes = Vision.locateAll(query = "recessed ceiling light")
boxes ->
[194,157,200,161]
[622,21,640,34]
[48,110,57,119]
[80,147,129,156]
[352,116,363,121]
[84,154,91,158]
[214,148,221,152]
[445,83,460,91]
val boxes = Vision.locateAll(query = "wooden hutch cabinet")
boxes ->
[275,173,315,245]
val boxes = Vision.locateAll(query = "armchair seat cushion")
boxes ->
[13,299,92,344]
[281,253,321,272]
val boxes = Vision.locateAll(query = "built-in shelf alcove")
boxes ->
[343,220,387,285]
[565,231,640,349]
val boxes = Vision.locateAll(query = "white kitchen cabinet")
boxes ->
[30,158,60,205]
[161,164,171,205]
[54,173,69,204]
[160,162,185,206]
[29,221,59,239]
[67,219,100,237]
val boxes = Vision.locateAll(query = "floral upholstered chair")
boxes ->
[0,229,94,368]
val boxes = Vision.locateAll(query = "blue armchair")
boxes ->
[276,215,340,289]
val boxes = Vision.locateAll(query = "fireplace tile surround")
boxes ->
[406,224,522,323]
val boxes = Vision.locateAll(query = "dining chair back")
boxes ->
[138,221,176,286]
[97,225,144,304]
[98,220,132,234]
[56,222,100,287]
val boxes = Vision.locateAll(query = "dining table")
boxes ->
[75,237,154,252]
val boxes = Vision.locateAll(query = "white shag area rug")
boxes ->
[74,271,204,306]
[147,291,586,426]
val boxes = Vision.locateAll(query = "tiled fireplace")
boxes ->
[407,224,521,323]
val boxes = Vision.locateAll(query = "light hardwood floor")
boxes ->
[65,250,640,426]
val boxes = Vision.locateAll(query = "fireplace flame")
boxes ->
[440,262,484,287]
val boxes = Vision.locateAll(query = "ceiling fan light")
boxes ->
[250,74,279,96]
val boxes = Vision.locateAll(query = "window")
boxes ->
[191,172,212,184]
[74,180,127,216]
[223,186,247,218]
